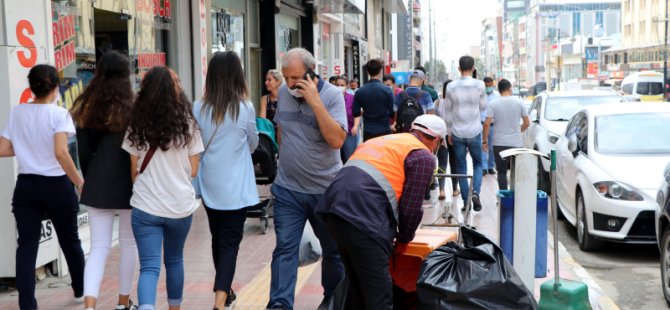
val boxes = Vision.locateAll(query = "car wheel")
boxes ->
[661,226,670,306]
[576,191,604,251]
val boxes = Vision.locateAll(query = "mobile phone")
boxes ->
[303,69,317,81]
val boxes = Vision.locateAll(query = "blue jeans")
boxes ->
[340,133,359,163]
[452,134,484,202]
[131,208,193,310]
[482,125,495,170]
[268,185,345,309]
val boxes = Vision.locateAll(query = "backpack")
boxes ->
[396,90,425,133]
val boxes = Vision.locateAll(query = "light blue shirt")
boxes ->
[193,100,259,210]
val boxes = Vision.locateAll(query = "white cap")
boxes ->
[411,115,447,139]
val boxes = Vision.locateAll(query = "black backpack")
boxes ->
[396,90,425,133]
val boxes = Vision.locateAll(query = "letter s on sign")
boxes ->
[16,20,37,68]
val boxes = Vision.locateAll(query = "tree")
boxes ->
[474,57,486,78]
[423,59,448,84]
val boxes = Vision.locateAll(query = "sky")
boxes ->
[421,0,500,69]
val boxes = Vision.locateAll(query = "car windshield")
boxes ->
[636,82,663,95]
[544,96,623,121]
[596,113,670,154]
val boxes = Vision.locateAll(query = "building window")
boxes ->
[573,12,581,36]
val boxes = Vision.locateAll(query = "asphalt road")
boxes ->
[553,218,666,309]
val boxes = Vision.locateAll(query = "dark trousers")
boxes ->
[363,130,392,142]
[439,139,459,192]
[493,146,514,190]
[12,174,85,310]
[204,206,247,293]
[322,214,393,310]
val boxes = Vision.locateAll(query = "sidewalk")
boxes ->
[0,178,618,309]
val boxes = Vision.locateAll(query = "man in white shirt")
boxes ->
[483,79,531,190]
[443,56,487,211]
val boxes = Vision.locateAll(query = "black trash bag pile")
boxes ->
[416,226,538,309]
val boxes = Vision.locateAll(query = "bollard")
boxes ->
[499,148,550,292]
[498,190,548,278]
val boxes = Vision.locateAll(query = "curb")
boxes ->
[548,232,620,310]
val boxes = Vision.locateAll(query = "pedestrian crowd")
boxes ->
[0,47,529,310]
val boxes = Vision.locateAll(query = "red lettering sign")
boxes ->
[138,52,166,69]
[334,65,342,75]
[16,20,37,67]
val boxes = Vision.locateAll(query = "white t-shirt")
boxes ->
[122,126,204,219]
[1,103,75,176]
[485,96,528,147]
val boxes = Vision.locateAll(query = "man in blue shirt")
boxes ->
[353,59,396,141]
[395,70,435,115]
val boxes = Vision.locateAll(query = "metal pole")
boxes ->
[551,150,560,287]
[664,0,669,101]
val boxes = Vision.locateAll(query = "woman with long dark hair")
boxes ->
[193,51,259,310]
[71,51,137,310]
[122,66,203,310]
[437,79,460,198]
[0,64,86,310]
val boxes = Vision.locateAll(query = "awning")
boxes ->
[314,0,365,14]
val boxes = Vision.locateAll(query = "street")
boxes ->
[553,216,665,309]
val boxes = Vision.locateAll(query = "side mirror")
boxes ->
[568,133,578,154]
[530,109,539,123]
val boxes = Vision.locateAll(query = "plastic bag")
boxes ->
[416,226,538,309]
[299,222,322,267]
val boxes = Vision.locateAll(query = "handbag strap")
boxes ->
[202,122,222,157]
[139,145,158,174]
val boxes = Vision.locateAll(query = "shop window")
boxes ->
[211,9,245,65]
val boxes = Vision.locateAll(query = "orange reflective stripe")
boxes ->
[346,133,429,221]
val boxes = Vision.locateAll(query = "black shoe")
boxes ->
[482,170,488,176]
[488,169,496,175]
[472,193,482,212]
[226,289,236,307]
[115,299,137,310]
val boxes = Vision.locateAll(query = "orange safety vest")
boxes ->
[345,133,429,221]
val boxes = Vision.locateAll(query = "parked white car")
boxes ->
[524,90,627,193]
[555,103,670,251]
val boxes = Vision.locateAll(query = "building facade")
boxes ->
[525,1,621,86]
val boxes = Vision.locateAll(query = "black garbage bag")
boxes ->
[416,226,538,309]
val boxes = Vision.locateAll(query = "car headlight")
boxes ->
[547,132,559,144]
[593,181,643,201]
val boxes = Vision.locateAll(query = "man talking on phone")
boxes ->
[267,48,347,310]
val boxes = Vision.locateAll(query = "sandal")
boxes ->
[452,190,460,197]
[438,191,446,200]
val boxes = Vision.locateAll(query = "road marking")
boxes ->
[236,262,319,308]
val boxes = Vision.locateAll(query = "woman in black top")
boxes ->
[259,69,284,123]
[71,51,137,310]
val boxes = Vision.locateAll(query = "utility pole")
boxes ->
[664,0,669,100]
[428,0,434,83]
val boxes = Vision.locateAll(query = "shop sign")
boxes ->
[135,0,172,19]
[586,63,598,78]
[138,52,166,68]
[352,40,360,81]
